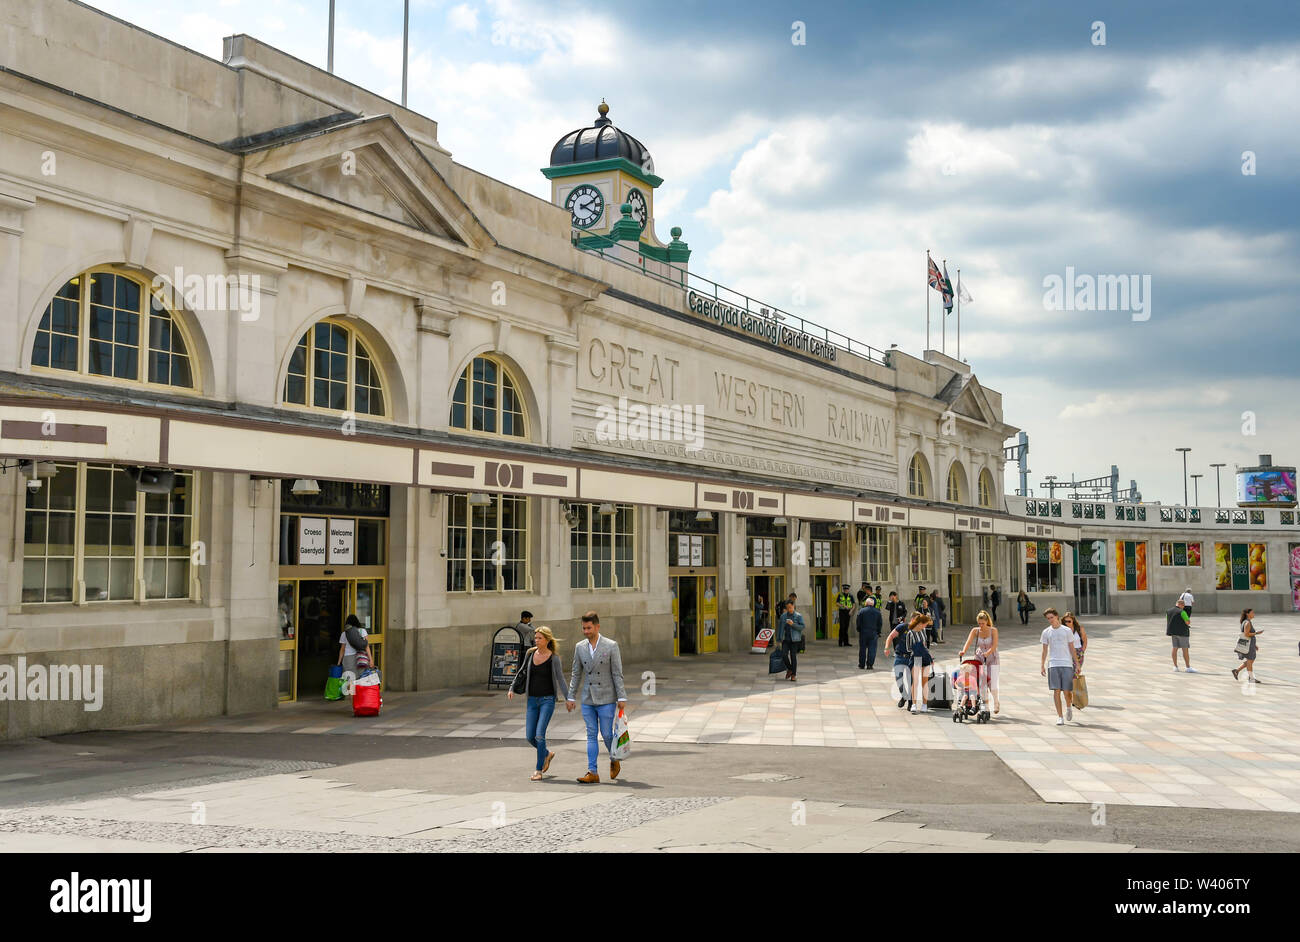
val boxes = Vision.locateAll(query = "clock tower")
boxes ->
[543,101,689,266]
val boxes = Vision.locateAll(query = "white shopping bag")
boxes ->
[611,706,631,760]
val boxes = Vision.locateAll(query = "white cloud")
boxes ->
[447,3,479,34]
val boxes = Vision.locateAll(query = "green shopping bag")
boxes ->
[324,665,344,701]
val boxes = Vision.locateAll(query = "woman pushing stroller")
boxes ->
[958,610,1001,716]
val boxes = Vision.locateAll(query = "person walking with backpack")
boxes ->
[1167,598,1196,672]
[1231,608,1262,684]
[884,613,914,710]
[508,625,566,781]
[775,599,806,681]
[905,614,934,714]
[990,586,1002,623]
[565,612,627,784]
[856,596,882,670]
[836,584,855,647]
[338,613,369,681]
[1017,590,1032,625]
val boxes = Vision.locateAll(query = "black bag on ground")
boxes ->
[768,646,786,674]
[345,625,369,651]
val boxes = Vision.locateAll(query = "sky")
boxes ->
[84,0,1300,506]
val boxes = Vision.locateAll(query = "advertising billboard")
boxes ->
[1236,469,1297,506]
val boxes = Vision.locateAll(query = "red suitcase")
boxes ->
[353,683,382,717]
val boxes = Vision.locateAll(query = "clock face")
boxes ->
[565,184,605,229]
[627,188,648,230]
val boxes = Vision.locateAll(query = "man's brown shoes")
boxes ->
[576,771,600,784]
[610,759,621,780]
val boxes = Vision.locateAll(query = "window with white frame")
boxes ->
[23,463,195,604]
[860,525,892,584]
[446,493,528,592]
[905,529,932,582]
[977,534,996,582]
[570,503,636,589]
[32,269,195,389]
[908,454,930,497]
[450,355,526,437]
[284,320,387,416]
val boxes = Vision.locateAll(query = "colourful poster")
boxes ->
[1249,543,1267,590]
[1188,542,1202,566]
[700,576,718,654]
[1290,544,1300,612]
[1236,470,1297,506]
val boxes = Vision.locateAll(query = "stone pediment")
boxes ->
[949,376,996,426]
[240,115,487,249]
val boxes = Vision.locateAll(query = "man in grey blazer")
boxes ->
[566,611,628,783]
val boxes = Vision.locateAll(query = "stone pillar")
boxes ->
[415,298,455,430]
[546,334,579,448]
[0,187,36,373]
[720,511,748,652]
[216,473,279,714]
[223,248,288,407]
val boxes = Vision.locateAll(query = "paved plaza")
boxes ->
[2,612,1297,853]
[149,612,1300,812]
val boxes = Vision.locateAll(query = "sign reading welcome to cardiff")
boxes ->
[686,290,837,363]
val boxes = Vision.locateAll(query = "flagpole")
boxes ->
[328,0,335,73]
[926,250,931,352]
[401,0,410,107]
[942,258,947,355]
[956,268,961,361]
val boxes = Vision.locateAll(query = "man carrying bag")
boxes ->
[775,599,806,682]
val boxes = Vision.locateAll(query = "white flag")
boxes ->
[958,281,973,304]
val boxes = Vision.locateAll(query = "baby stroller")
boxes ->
[951,654,991,724]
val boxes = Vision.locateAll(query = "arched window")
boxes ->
[32,269,195,389]
[978,469,995,508]
[907,454,930,498]
[946,463,967,503]
[283,319,387,417]
[450,355,526,437]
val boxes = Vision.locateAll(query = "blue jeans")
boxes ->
[580,701,618,773]
[525,696,556,770]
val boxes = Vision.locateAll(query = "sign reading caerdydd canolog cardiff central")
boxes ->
[686,291,837,363]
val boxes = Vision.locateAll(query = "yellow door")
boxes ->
[700,575,718,653]
[352,578,384,686]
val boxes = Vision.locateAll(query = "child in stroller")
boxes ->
[952,652,991,724]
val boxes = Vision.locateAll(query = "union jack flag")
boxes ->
[928,256,953,309]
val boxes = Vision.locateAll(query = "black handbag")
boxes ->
[768,646,786,674]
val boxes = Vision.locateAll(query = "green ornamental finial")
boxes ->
[671,226,682,239]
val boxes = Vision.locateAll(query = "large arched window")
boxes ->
[946,462,967,503]
[283,319,387,417]
[978,469,996,508]
[32,269,195,389]
[907,453,931,498]
[450,355,526,437]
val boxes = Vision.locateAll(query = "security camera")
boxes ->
[26,477,42,493]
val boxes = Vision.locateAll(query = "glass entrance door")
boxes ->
[278,577,385,702]
[675,576,699,655]
[812,574,835,640]
[747,574,785,638]
[947,571,964,625]
[1074,575,1106,615]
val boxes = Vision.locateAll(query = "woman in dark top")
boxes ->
[1232,608,1262,684]
[507,625,566,780]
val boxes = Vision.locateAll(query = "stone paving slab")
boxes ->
[133,614,1300,815]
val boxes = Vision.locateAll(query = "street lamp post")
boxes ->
[1176,447,1191,505]
[1191,473,1203,506]
[1210,463,1226,507]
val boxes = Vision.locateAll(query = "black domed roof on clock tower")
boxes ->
[549,101,654,173]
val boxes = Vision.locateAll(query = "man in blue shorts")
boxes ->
[1040,607,1081,725]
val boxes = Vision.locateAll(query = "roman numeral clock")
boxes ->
[565,184,604,230]
[543,100,690,265]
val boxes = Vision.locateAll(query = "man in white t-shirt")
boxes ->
[1178,588,1194,618]
[1039,607,1081,725]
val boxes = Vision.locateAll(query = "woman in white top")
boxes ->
[1232,608,1261,683]
[960,610,1000,714]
